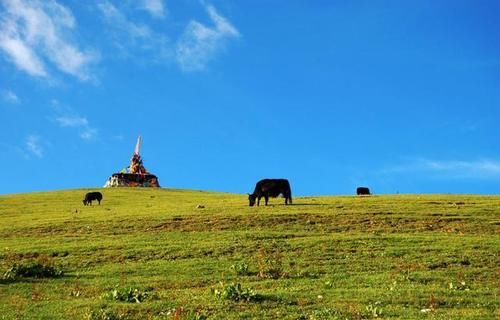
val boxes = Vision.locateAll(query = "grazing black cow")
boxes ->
[248,179,292,206]
[83,192,103,206]
[356,187,371,195]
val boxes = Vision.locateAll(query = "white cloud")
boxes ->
[26,134,43,158]
[423,159,500,176]
[80,127,98,141]
[97,0,172,60]
[55,115,88,128]
[139,0,165,18]
[205,4,239,36]
[52,106,97,140]
[96,1,238,70]
[2,89,20,103]
[0,29,47,76]
[384,158,500,180]
[98,1,152,40]
[0,0,98,80]
[176,3,240,71]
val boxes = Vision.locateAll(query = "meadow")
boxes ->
[0,188,498,319]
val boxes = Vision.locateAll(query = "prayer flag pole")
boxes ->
[134,135,142,156]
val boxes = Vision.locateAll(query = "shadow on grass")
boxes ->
[234,293,298,306]
[290,203,333,207]
[251,203,332,207]
[0,275,68,284]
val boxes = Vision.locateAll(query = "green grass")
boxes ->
[0,188,498,319]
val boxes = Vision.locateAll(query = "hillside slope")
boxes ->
[0,189,498,319]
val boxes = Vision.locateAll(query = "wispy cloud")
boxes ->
[139,0,166,18]
[98,1,152,40]
[0,0,98,80]
[96,1,239,71]
[422,159,500,177]
[0,28,47,77]
[52,102,98,140]
[55,115,88,128]
[26,134,44,158]
[176,4,240,71]
[79,127,98,140]
[383,158,500,180]
[2,89,20,103]
[97,0,170,59]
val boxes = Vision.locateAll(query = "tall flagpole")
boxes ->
[134,135,142,155]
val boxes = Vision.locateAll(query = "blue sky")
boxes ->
[1,0,499,196]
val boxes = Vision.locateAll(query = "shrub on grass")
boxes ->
[230,262,250,276]
[212,282,260,302]
[3,260,64,280]
[85,306,122,320]
[449,281,471,291]
[104,286,152,303]
[365,302,383,318]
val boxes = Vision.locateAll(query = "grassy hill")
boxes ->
[0,188,498,319]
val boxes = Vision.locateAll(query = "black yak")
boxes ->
[83,192,103,206]
[356,187,371,195]
[248,179,292,206]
